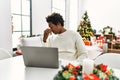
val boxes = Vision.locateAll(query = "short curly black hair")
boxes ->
[46,13,64,26]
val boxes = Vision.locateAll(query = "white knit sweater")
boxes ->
[43,30,88,62]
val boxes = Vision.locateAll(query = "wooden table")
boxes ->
[108,49,120,53]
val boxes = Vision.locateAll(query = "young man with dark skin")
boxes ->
[43,13,88,62]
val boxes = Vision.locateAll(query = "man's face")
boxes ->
[48,22,60,34]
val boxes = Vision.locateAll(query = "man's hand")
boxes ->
[43,28,52,42]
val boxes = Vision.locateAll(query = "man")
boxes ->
[43,13,88,62]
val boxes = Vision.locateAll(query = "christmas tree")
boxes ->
[77,11,94,41]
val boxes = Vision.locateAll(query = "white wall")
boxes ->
[0,0,12,54]
[82,0,120,35]
[32,0,52,35]
[69,0,78,31]
[78,0,85,24]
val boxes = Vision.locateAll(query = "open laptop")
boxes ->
[21,46,59,68]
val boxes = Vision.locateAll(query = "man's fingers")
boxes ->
[43,29,52,42]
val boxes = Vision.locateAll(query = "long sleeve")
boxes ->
[74,33,88,63]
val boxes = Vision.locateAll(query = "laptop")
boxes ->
[21,46,59,68]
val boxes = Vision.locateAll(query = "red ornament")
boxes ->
[16,50,22,55]
[99,64,107,72]
[69,76,76,80]
[84,73,100,80]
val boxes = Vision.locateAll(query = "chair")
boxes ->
[86,46,102,60]
[16,36,43,55]
[94,53,120,69]
[20,36,43,47]
[0,48,12,60]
